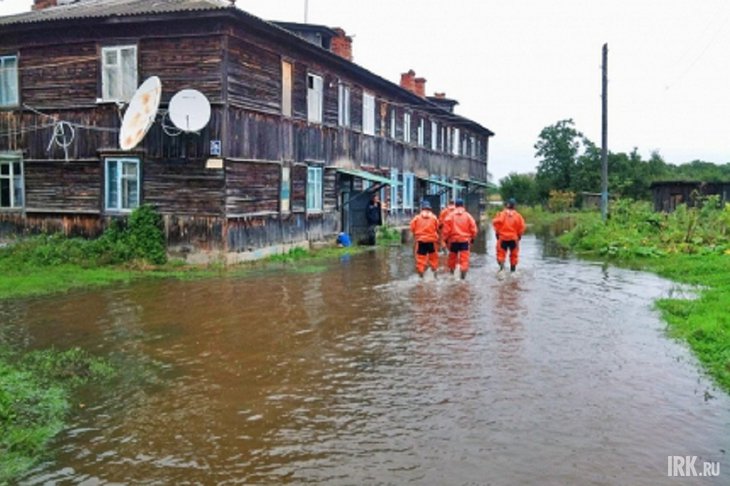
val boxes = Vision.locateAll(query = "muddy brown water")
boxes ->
[3,233,729,485]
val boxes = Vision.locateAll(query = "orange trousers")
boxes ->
[415,241,439,274]
[496,238,520,266]
[447,241,471,272]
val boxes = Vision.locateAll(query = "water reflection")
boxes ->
[6,234,730,485]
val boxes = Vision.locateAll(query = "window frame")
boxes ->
[280,166,291,213]
[101,45,138,102]
[0,55,19,108]
[0,157,24,209]
[403,112,411,143]
[362,91,375,135]
[389,168,399,213]
[306,73,324,124]
[431,121,438,151]
[306,165,323,212]
[281,60,293,117]
[417,118,425,146]
[104,157,141,213]
[338,82,351,127]
[402,172,415,210]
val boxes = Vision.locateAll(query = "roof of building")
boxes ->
[0,0,494,136]
[0,0,231,25]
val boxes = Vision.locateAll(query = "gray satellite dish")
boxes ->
[168,89,211,132]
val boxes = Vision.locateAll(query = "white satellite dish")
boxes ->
[119,76,162,151]
[168,89,211,133]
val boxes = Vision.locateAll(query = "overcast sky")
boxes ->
[2,0,729,182]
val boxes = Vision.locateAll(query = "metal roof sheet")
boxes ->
[0,0,230,26]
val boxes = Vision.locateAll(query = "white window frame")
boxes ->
[389,168,399,213]
[431,121,438,151]
[403,112,411,143]
[0,157,24,209]
[307,73,323,124]
[402,172,415,210]
[453,128,461,156]
[306,166,323,212]
[105,157,140,212]
[0,55,19,107]
[362,92,375,135]
[101,45,137,102]
[417,119,425,146]
[338,83,351,127]
[282,60,292,117]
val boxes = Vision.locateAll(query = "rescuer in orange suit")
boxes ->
[492,197,526,272]
[438,199,456,252]
[409,199,440,278]
[441,199,478,279]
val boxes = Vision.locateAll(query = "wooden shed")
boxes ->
[650,181,730,212]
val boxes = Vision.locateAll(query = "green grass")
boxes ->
[559,199,730,392]
[0,347,114,483]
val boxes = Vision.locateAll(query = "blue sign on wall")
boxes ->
[210,140,222,156]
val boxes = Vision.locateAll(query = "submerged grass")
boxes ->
[0,347,114,483]
[559,199,730,392]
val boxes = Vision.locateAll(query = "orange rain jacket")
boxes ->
[442,207,477,244]
[410,210,440,242]
[492,208,526,241]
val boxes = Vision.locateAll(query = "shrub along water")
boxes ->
[560,198,730,391]
[0,205,168,299]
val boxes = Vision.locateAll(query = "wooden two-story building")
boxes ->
[0,0,493,261]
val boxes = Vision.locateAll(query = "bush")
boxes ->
[0,205,167,271]
[561,198,730,258]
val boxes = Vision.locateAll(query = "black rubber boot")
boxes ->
[510,265,516,272]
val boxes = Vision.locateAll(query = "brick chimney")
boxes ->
[400,70,416,93]
[414,77,427,98]
[33,0,57,9]
[331,28,353,61]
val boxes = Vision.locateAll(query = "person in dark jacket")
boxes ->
[365,194,382,245]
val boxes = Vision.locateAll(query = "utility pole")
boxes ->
[601,43,609,221]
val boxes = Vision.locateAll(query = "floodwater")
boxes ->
[3,232,729,485]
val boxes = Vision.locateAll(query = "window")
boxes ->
[0,159,23,208]
[101,46,137,101]
[431,121,438,151]
[338,83,350,126]
[403,112,411,143]
[402,172,415,210]
[453,128,461,156]
[307,73,323,123]
[306,166,323,211]
[470,136,477,157]
[445,127,451,153]
[389,168,399,213]
[280,167,291,213]
[417,119,425,146]
[389,108,396,138]
[362,92,375,135]
[105,157,140,211]
[0,55,19,107]
[282,61,292,117]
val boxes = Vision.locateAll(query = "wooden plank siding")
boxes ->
[0,9,491,257]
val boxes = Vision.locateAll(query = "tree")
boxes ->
[534,119,591,199]
[499,172,539,206]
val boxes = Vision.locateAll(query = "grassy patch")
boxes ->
[559,199,730,392]
[0,346,114,483]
